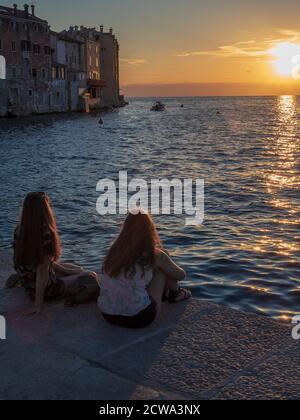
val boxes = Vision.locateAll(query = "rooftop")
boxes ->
[0,4,47,24]
[50,30,84,44]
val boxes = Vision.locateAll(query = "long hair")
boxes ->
[15,192,61,268]
[104,212,162,278]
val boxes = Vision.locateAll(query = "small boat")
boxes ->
[151,101,166,112]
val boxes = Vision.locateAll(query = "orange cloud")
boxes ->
[120,58,147,66]
[176,30,300,62]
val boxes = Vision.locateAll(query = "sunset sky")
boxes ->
[3,0,300,95]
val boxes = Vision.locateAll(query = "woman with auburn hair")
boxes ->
[98,211,192,328]
[12,192,99,315]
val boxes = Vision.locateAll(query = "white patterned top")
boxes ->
[98,264,153,317]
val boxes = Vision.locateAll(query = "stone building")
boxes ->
[0,3,126,117]
[95,26,122,107]
[50,31,86,112]
[63,25,125,109]
[61,26,106,110]
[0,4,52,116]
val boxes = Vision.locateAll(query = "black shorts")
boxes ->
[102,298,157,329]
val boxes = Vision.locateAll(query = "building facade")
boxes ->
[62,25,125,109]
[0,4,125,117]
[61,26,106,110]
[50,31,87,112]
[0,4,52,116]
[96,26,121,107]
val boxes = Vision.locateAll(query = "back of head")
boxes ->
[104,211,161,278]
[15,192,61,268]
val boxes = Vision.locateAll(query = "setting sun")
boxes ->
[269,42,300,79]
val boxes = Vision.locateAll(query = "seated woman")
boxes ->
[98,211,192,329]
[13,192,99,315]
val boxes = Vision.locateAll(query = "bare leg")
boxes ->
[147,269,166,315]
[165,275,180,292]
[59,271,99,295]
[53,261,83,277]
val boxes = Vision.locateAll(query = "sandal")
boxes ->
[168,287,192,304]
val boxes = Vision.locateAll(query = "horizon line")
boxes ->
[124,94,300,98]
[121,82,300,97]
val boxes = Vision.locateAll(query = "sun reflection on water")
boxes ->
[264,95,299,190]
[240,96,300,260]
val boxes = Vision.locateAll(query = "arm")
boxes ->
[35,256,52,312]
[155,249,186,281]
[22,256,51,316]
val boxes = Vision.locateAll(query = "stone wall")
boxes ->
[0,79,7,116]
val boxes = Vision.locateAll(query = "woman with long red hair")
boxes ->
[99,211,191,328]
[12,192,99,315]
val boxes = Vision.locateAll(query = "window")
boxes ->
[21,40,31,52]
[11,41,16,52]
[11,66,17,78]
[33,45,40,55]
[42,68,46,79]
[10,87,18,98]
[28,89,32,97]
[51,67,56,80]
[32,68,37,78]
[91,88,99,99]
[0,40,3,51]
[44,46,51,55]
[20,67,24,78]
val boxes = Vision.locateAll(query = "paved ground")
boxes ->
[0,249,299,400]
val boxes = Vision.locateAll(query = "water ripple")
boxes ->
[1,96,300,321]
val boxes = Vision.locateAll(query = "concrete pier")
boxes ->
[0,249,298,400]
